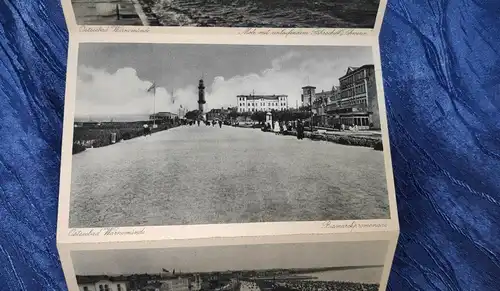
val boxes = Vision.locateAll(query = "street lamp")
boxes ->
[310,93,314,132]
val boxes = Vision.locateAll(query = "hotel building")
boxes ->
[326,65,381,129]
[236,94,288,112]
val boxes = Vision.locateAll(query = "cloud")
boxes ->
[75,52,366,120]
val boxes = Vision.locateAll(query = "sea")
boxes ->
[142,0,381,28]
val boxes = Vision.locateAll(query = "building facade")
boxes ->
[149,112,178,122]
[311,88,339,125]
[77,277,128,291]
[159,277,190,291]
[301,86,316,107]
[236,95,288,112]
[326,65,380,129]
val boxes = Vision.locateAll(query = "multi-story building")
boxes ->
[311,88,338,126]
[77,276,128,291]
[325,86,341,116]
[301,86,316,108]
[236,94,288,113]
[149,112,178,122]
[159,277,190,291]
[326,65,380,129]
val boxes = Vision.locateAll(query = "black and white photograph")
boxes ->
[71,240,388,291]
[69,0,382,28]
[68,43,390,228]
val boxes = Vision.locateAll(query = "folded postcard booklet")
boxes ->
[56,1,399,291]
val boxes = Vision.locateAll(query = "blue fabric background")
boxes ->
[0,0,499,290]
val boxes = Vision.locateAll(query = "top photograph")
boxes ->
[69,0,383,28]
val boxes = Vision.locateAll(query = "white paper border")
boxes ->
[56,34,399,245]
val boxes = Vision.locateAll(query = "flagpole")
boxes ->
[153,84,156,128]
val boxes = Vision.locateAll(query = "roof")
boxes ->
[237,95,287,101]
[340,65,375,79]
[150,112,178,117]
[301,86,316,89]
[76,275,129,284]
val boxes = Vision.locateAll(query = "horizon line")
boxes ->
[76,265,385,277]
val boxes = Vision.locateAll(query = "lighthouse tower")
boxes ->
[198,79,206,113]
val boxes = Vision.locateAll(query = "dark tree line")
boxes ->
[186,108,313,123]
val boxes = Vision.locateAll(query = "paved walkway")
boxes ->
[69,125,389,228]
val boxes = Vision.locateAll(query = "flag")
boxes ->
[147,82,156,94]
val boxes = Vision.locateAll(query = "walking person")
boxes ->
[218,120,222,128]
[297,119,305,140]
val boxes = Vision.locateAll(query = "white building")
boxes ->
[236,94,288,113]
[77,277,128,291]
[159,277,192,291]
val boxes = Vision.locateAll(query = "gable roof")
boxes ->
[340,65,375,79]
[346,66,359,74]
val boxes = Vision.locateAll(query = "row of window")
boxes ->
[239,108,287,112]
[82,284,123,291]
[341,84,367,99]
[339,116,370,126]
[240,102,286,107]
[238,97,286,101]
[339,98,368,107]
[340,70,367,89]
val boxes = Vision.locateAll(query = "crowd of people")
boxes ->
[187,119,223,128]
[261,120,305,140]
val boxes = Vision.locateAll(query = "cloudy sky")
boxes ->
[71,240,387,283]
[76,43,373,121]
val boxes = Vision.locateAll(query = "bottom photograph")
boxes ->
[70,240,390,291]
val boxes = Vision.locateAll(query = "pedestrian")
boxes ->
[219,120,222,128]
[297,119,305,140]
[197,120,200,126]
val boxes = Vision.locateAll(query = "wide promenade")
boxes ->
[69,124,389,227]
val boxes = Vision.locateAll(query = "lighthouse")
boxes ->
[198,79,206,113]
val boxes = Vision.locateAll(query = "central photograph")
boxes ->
[68,42,390,228]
